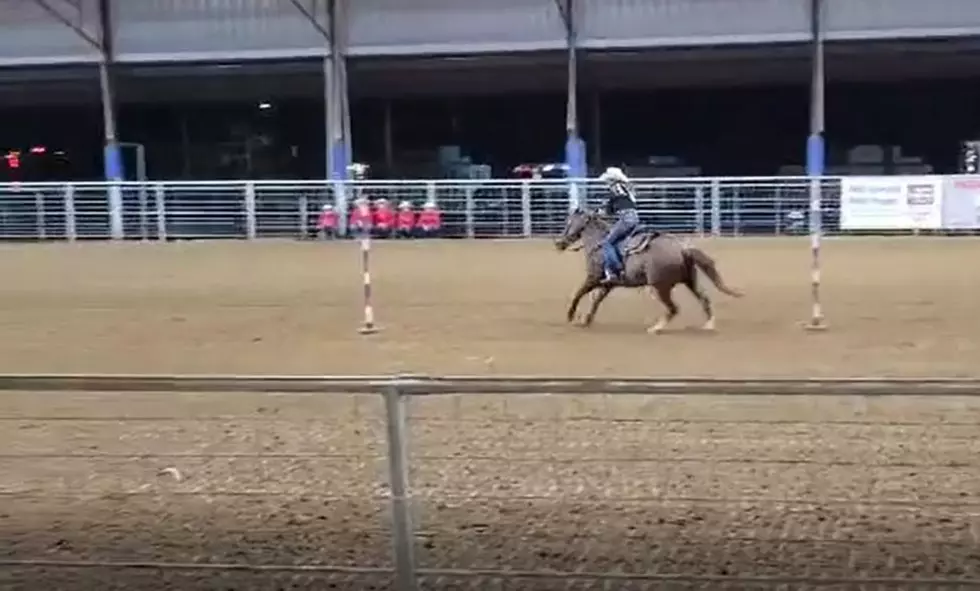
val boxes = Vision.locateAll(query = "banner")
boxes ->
[941,176,980,229]
[840,176,943,230]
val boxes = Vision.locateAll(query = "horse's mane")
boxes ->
[579,209,610,228]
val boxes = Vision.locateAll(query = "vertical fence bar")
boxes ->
[244,182,257,240]
[154,184,167,241]
[426,182,437,207]
[694,185,705,237]
[732,186,741,236]
[774,186,783,236]
[64,184,77,241]
[298,193,309,239]
[34,190,46,240]
[521,181,532,237]
[383,384,418,591]
[138,183,149,241]
[464,186,475,239]
[710,179,721,237]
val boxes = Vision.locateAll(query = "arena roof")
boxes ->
[1,37,979,107]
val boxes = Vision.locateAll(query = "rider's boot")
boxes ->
[602,264,620,284]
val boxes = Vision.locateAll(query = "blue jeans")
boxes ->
[601,209,639,275]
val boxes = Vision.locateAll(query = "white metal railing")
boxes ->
[2,373,980,589]
[0,175,975,241]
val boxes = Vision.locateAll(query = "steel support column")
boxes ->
[287,0,350,181]
[33,0,123,238]
[807,0,825,177]
[98,0,123,240]
[336,0,352,180]
[322,0,351,182]
[557,0,586,208]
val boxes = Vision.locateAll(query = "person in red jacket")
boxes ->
[417,200,442,238]
[372,198,395,239]
[315,203,338,239]
[395,200,416,238]
[348,196,372,236]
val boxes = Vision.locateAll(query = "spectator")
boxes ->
[349,196,372,236]
[373,198,395,239]
[417,200,442,238]
[395,200,416,238]
[315,203,338,239]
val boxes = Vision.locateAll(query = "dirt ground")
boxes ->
[1,237,979,590]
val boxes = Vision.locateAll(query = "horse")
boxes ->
[553,208,743,333]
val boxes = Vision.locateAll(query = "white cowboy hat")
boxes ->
[598,166,628,184]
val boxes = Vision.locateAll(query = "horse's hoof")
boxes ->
[701,319,716,332]
[647,318,669,334]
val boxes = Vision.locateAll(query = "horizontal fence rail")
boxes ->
[4,374,980,395]
[3,374,980,590]
[0,175,975,241]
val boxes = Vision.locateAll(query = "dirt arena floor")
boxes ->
[1,237,980,590]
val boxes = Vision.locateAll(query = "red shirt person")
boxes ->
[395,200,416,237]
[417,201,442,237]
[372,198,395,237]
[348,197,372,234]
[315,204,338,238]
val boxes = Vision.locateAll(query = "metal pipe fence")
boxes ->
[0,177,853,241]
[2,374,980,590]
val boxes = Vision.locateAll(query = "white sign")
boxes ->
[941,176,980,229]
[840,176,943,230]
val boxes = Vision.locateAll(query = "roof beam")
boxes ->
[288,0,332,42]
[554,0,571,35]
[32,0,102,50]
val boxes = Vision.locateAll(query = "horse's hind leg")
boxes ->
[647,284,679,334]
[684,273,715,331]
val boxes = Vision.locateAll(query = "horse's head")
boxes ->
[554,208,602,251]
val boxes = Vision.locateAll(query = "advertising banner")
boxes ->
[941,176,980,229]
[840,176,943,230]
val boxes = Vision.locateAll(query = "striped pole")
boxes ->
[357,208,379,335]
[805,177,826,331]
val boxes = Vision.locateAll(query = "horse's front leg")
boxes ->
[580,285,613,327]
[566,281,596,324]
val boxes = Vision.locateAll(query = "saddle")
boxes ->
[617,226,660,258]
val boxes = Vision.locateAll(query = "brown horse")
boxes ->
[554,208,743,333]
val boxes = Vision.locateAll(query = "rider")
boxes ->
[597,166,639,283]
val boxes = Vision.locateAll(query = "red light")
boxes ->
[30,146,46,154]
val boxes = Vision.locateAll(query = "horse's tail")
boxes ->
[686,246,744,298]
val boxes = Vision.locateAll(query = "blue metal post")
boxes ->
[98,0,123,239]
[561,0,586,209]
